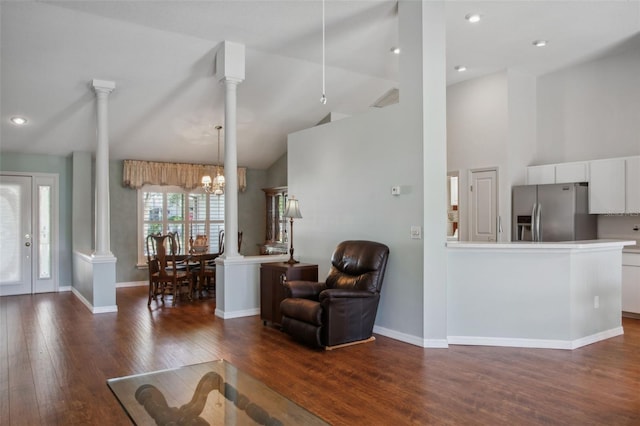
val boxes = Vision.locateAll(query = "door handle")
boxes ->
[536,204,542,242]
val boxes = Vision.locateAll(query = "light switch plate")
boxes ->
[410,226,422,239]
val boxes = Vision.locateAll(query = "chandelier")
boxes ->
[201,125,225,196]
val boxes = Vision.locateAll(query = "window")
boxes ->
[138,185,224,264]
[38,185,52,279]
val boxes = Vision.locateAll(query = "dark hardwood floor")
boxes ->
[2,286,640,425]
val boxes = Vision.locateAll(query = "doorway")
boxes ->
[468,168,499,242]
[447,172,459,240]
[0,173,59,295]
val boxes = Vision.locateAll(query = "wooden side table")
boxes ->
[260,262,318,327]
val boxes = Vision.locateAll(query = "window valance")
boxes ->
[122,160,247,191]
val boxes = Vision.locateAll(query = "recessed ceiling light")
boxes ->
[10,116,28,125]
[454,65,467,72]
[465,13,482,23]
[390,47,400,55]
[532,40,548,47]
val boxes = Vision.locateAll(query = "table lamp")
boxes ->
[283,197,302,264]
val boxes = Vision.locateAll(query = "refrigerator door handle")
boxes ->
[536,203,542,242]
[531,203,537,241]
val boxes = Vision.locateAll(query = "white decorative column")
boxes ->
[215,41,245,258]
[91,79,115,257]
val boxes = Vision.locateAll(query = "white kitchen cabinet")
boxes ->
[526,162,589,185]
[622,253,640,315]
[626,156,640,214]
[589,158,626,214]
[555,162,589,183]
[526,165,555,185]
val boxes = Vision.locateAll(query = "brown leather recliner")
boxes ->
[280,240,390,349]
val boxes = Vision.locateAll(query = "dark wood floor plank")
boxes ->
[5,297,41,425]
[1,286,640,425]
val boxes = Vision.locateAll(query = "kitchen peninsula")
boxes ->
[446,240,634,349]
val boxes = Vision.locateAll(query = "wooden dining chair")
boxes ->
[218,229,243,254]
[146,233,193,306]
[194,229,243,298]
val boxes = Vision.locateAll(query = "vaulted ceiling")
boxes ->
[2,1,639,169]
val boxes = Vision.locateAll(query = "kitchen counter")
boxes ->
[447,239,634,250]
[623,244,640,254]
[446,239,632,350]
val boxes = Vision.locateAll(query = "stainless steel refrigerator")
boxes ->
[512,183,597,242]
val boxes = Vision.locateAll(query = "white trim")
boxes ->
[93,305,118,314]
[90,254,117,264]
[447,327,623,350]
[116,280,147,288]
[373,325,449,348]
[214,307,260,319]
[59,285,72,292]
[71,286,118,314]
[569,327,624,349]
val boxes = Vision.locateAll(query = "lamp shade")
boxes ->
[284,197,302,219]
[201,175,212,185]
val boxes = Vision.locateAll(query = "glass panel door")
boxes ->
[0,175,33,295]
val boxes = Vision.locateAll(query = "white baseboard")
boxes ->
[569,326,624,349]
[71,287,118,314]
[373,325,449,348]
[58,285,72,292]
[116,280,147,288]
[447,326,624,350]
[214,307,260,319]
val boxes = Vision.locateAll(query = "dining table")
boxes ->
[175,251,220,299]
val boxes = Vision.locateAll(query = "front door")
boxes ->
[469,168,498,242]
[0,175,33,295]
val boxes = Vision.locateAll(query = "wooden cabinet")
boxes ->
[260,262,318,326]
[260,187,289,254]
[622,253,640,315]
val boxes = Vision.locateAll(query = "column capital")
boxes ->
[218,77,244,86]
[215,41,245,84]
[92,79,116,94]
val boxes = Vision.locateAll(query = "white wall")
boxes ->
[288,1,448,345]
[537,45,640,163]
[537,44,640,240]
[447,72,510,241]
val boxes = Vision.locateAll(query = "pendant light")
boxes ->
[201,125,225,195]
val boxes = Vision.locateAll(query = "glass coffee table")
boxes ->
[107,359,328,425]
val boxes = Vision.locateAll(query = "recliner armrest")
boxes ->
[319,288,376,301]
[284,281,327,299]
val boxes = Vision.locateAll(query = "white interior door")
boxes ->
[469,169,498,242]
[0,175,33,295]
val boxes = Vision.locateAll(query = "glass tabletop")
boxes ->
[107,359,328,426]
